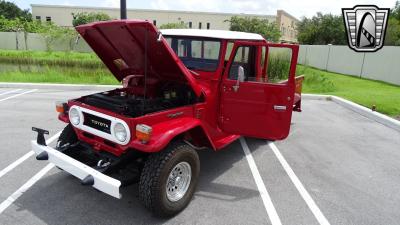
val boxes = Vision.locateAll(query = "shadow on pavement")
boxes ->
[12,140,262,224]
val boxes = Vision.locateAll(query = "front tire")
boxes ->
[139,142,200,217]
[55,124,78,171]
[56,124,77,151]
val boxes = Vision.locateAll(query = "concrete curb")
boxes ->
[0,82,121,91]
[303,94,400,132]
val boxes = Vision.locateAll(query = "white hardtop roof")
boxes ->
[161,29,265,41]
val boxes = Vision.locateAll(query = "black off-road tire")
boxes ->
[139,142,200,217]
[56,124,77,151]
[55,124,78,171]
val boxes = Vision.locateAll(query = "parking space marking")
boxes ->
[0,131,61,214]
[0,89,21,96]
[240,137,282,225]
[0,131,61,180]
[0,163,54,214]
[0,89,37,103]
[0,152,35,179]
[268,142,330,225]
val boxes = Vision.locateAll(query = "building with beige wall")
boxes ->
[276,10,298,43]
[31,4,298,43]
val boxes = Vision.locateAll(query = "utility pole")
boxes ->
[120,0,127,19]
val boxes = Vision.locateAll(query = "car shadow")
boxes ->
[13,140,263,224]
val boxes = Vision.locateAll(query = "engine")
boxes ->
[81,83,197,117]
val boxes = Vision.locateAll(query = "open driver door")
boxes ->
[219,41,299,140]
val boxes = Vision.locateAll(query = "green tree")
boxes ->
[297,13,346,45]
[0,16,49,33]
[386,1,400,45]
[227,16,281,42]
[392,1,400,20]
[159,22,187,29]
[35,22,77,51]
[72,12,111,27]
[0,0,31,21]
[386,18,400,46]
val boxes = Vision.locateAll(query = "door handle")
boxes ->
[274,105,287,111]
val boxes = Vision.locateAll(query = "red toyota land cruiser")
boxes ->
[31,20,303,217]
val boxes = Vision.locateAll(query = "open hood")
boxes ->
[76,20,202,96]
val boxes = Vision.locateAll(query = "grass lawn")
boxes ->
[0,69,119,85]
[297,65,400,117]
[0,50,117,85]
[0,50,103,68]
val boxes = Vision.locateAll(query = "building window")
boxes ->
[35,16,41,21]
[207,23,210,29]
[46,16,51,22]
[153,20,157,26]
[189,22,192,28]
[199,22,202,29]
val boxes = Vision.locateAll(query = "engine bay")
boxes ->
[81,82,198,117]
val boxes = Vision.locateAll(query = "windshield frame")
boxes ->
[163,35,223,72]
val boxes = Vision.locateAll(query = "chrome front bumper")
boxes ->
[31,140,122,199]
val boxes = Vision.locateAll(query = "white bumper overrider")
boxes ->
[31,140,122,199]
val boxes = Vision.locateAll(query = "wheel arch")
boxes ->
[130,118,215,153]
[173,125,215,150]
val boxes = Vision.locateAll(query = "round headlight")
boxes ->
[114,122,127,142]
[69,108,80,125]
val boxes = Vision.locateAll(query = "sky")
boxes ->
[13,0,398,19]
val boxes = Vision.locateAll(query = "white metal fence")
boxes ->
[298,45,400,85]
[0,31,91,52]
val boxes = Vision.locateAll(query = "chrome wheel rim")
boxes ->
[166,162,192,202]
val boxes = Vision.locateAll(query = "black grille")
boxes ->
[83,112,111,134]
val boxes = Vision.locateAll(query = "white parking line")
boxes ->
[0,163,54,214]
[268,142,330,225]
[240,137,282,225]
[0,89,21,96]
[0,152,34,179]
[0,131,61,214]
[0,89,37,102]
[0,131,61,179]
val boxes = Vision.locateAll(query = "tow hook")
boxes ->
[95,159,111,173]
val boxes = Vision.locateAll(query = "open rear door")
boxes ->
[219,41,299,140]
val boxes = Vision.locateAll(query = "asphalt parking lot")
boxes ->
[0,86,399,225]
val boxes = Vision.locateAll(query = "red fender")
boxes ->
[130,117,213,152]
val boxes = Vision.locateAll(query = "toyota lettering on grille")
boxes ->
[91,119,109,128]
[83,112,112,134]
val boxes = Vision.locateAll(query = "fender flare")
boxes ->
[130,117,214,152]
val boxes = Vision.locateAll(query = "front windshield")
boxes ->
[164,37,221,72]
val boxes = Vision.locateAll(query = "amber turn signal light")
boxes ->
[56,101,67,113]
[136,124,152,144]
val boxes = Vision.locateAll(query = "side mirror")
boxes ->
[233,66,245,92]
